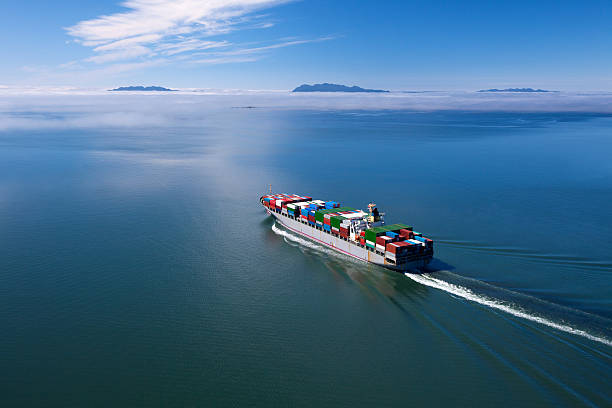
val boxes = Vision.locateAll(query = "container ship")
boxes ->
[261,193,433,272]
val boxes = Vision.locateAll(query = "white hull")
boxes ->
[268,209,432,272]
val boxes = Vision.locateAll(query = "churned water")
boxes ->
[0,95,611,407]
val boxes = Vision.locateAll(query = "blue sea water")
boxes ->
[0,96,610,407]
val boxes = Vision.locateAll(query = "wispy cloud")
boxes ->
[64,0,323,73]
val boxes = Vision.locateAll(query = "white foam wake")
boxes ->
[271,222,325,251]
[405,273,612,347]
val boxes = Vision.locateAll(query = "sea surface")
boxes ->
[1,96,611,407]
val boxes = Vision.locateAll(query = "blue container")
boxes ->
[288,210,294,216]
[325,201,336,209]
[264,197,271,202]
[413,236,425,243]
[301,208,309,216]
[309,210,315,215]
[323,224,331,231]
[386,231,398,239]
[309,204,318,210]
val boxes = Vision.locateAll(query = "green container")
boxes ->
[330,215,347,229]
[366,241,375,248]
[314,207,355,223]
[364,226,387,243]
[364,224,414,242]
[393,223,413,231]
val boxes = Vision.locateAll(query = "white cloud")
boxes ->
[87,45,152,63]
[217,36,335,56]
[64,0,311,71]
[156,38,230,56]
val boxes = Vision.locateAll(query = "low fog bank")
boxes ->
[1,90,612,131]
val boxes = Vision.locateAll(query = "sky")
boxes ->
[1,0,611,91]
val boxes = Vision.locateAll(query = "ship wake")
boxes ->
[271,221,612,347]
[407,272,612,347]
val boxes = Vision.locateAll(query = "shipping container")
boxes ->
[399,229,414,239]
[386,241,411,254]
[408,239,425,247]
[314,207,355,223]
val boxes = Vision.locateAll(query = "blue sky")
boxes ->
[2,0,611,90]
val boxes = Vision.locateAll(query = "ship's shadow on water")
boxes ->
[422,258,456,273]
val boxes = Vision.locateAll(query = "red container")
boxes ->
[324,218,331,225]
[376,236,392,246]
[399,229,414,239]
[387,241,410,254]
[340,227,349,235]
[308,215,315,222]
[269,199,276,207]
[386,242,399,254]
[360,231,365,237]
[359,238,365,245]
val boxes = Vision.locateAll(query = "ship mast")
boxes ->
[367,202,385,227]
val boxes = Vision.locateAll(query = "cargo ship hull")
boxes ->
[268,209,432,272]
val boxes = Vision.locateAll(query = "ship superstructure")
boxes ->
[261,193,433,272]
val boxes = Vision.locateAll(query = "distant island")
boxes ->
[109,86,176,92]
[292,83,389,93]
[478,88,553,93]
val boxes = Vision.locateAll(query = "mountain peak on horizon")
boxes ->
[109,86,176,92]
[292,83,388,93]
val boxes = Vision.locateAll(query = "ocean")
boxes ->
[0,94,610,407]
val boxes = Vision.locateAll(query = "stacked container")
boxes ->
[399,229,414,239]
[385,241,416,262]
[376,235,392,253]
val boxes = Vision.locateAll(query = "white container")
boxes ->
[376,244,386,252]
